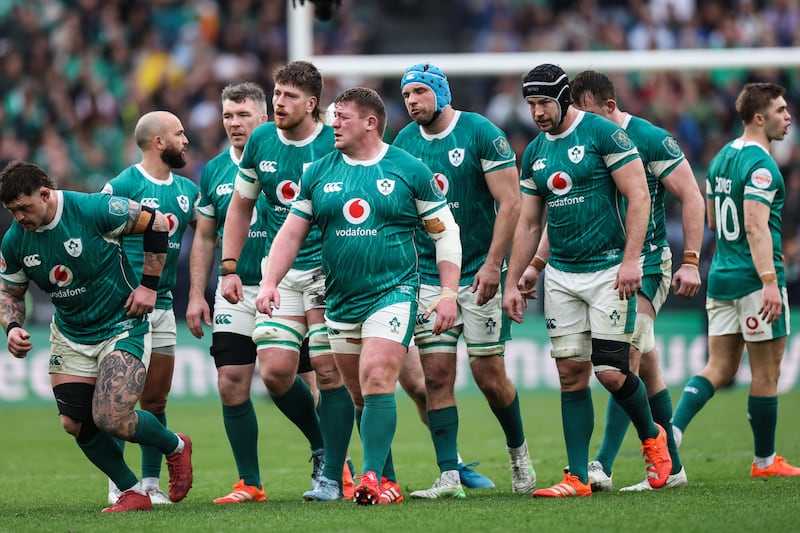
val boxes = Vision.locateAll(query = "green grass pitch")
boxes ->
[1,387,798,532]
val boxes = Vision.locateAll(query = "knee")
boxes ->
[558,369,588,391]
[217,369,252,406]
[594,368,626,391]
[403,378,427,405]
[258,354,298,393]
[311,355,341,389]
[60,415,82,437]
[53,382,94,437]
[471,357,508,391]
[138,390,168,415]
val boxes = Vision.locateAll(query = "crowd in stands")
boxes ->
[2,0,800,312]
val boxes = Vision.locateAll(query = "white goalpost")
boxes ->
[287,1,800,77]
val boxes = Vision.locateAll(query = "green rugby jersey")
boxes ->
[0,191,145,344]
[101,164,199,309]
[198,146,269,286]
[238,121,335,271]
[623,114,685,272]
[520,111,641,273]
[291,144,449,323]
[393,110,516,285]
[706,139,785,299]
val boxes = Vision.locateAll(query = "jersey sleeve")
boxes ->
[95,194,132,238]
[519,141,540,196]
[236,128,263,199]
[197,163,216,219]
[743,159,781,206]
[0,233,28,286]
[475,116,516,174]
[410,158,449,217]
[645,130,685,181]
[289,159,318,222]
[596,121,640,172]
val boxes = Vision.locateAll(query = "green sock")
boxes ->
[594,397,630,475]
[383,449,397,482]
[223,399,261,487]
[319,386,354,482]
[649,389,682,473]
[79,431,138,491]
[131,410,179,454]
[360,394,396,475]
[271,375,324,451]
[672,375,715,432]
[748,395,778,458]
[141,412,166,479]
[428,407,459,472]
[561,388,594,484]
[613,376,658,441]
[489,391,525,449]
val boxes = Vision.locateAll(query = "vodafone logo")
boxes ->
[343,198,371,224]
[250,206,258,226]
[745,316,759,330]
[547,172,573,196]
[0,253,6,273]
[277,180,299,205]
[165,213,179,237]
[49,265,74,287]
[433,173,449,195]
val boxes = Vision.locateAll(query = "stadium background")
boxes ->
[1,0,800,401]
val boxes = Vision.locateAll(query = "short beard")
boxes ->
[161,146,186,169]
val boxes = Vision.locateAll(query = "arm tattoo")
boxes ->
[123,201,144,235]
[0,280,28,329]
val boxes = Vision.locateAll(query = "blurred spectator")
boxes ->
[1,0,799,320]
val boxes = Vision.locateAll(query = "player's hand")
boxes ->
[221,274,244,304]
[759,283,782,324]
[6,326,32,358]
[125,286,157,316]
[472,263,500,306]
[518,265,540,301]
[425,291,457,335]
[503,284,525,324]
[614,260,642,300]
[256,285,280,317]
[185,296,211,339]
[671,264,701,299]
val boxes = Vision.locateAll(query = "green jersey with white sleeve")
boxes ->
[393,110,516,285]
[0,191,144,344]
[520,111,641,273]
[706,139,785,299]
[291,143,449,323]
[238,121,335,271]
[101,164,199,309]
[198,146,269,286]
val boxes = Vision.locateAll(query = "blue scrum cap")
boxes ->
[401,63,452,112]
[522,64,572,124]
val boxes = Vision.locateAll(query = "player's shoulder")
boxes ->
[455,110,497,129]
[626,115,682,157]
[103,165,135,190]
[200,148,234,184]
[394,121,419,144]
[582,112,635,151]
[251,122,277,139]
[318,122,335,140]
[386,143,425,165]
